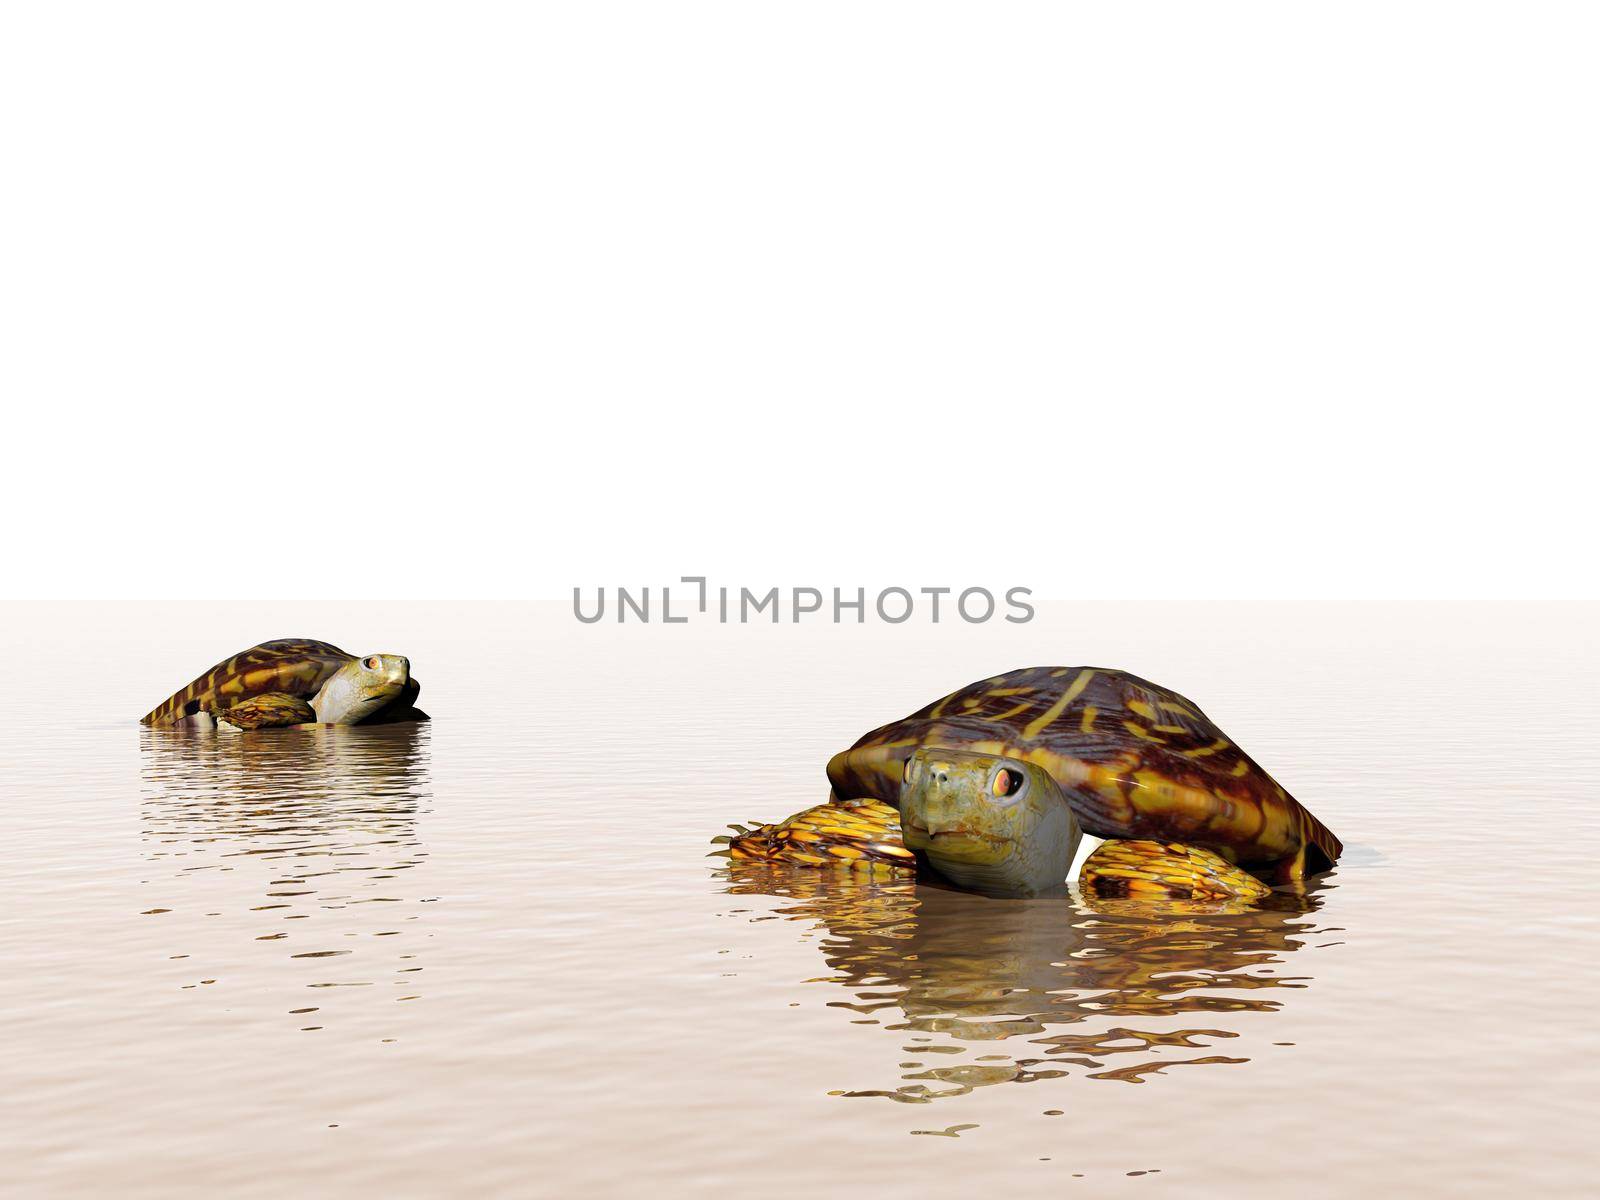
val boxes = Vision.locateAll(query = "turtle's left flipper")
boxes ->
[216,693,318,731]
[1079,839,1270,903]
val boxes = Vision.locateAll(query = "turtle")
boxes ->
[720,665,1339,902]
[140,638,428,730]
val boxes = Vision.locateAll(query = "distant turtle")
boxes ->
[722,666,1339,901]
[141,638,428,731]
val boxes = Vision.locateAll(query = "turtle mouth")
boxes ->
[903,820,1011,850]
[905,819,996,839]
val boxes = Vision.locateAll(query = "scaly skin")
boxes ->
[1079,839,1271,903]
[825,666,1341,883]
[721,800,914,878]
[900,749,1082,897]
[215,692,317,731]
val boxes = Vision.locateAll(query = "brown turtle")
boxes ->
[722,666,1339,901]
[140,638,428,730]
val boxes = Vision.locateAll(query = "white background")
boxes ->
[3,2,1594,600]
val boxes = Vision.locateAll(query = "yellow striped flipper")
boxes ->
[713,800,915,878]
[1079,839,1270,903]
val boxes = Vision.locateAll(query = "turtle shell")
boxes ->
[826,666,1341,879]
[141,638,355,727]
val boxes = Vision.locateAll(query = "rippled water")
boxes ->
[3,602,1597,1196]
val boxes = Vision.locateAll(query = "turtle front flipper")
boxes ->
[216,693,318,731]
[1079,839,1271,904]
[714,800,915,878]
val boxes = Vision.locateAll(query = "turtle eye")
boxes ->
[992,767,1024,798]
[364,656,381,671]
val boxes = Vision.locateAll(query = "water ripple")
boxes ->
[721,862,1337,1105]
[138,724,435,1035]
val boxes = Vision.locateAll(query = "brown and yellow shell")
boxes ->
[826,666,1341,882]
[140,639,355,727]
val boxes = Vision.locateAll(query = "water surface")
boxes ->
[2,602,1596,1195]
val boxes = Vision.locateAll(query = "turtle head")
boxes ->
[311,654,410,724]
[900,748,1081,898]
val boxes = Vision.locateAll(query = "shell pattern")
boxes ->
[826,666,1341,879]
[140,639,356,727]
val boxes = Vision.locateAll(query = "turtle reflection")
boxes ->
[140,722,430,848]
[138,724,434,1025]
[723,863,1334,1103]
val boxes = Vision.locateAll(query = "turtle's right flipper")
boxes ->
[216,693,318,731]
